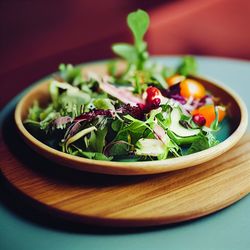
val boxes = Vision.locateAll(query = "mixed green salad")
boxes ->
[25,10,226,162]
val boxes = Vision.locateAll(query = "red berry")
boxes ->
[137,103,146,111]
[192,114,206,127]
[144,87,162,111]
[151,98,161,108]
[146,86,161,100]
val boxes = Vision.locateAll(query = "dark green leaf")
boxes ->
[88,127,108,153]
[109,142,130,156]
[111,119,123,132]
[187,135,209,154]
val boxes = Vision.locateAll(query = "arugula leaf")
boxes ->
[111,119,123,132]
[58,90,90,118]
[177,56,197,76]
[108,141,130,156]
[27,101,43,121]
[71,145,113,161]
[59,64,84,86]
[93,98,115,110]
[40,112,60,131]
[88,127,108,153]
[186,135,209,154]
[187,132,219,154]
[206,131,220,146]
[114,114,156,145]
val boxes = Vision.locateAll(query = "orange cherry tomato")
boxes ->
[192,105,226,127]
[180,79,206,99]
[167,74,186,87]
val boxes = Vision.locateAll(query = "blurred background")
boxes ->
[1,0,250,108]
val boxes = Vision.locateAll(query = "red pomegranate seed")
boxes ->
[192,114,206,127]
[151,98,161,108]
[146,86,161,100]
[137,103,146,111]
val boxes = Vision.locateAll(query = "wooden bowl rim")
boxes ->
[14,62,248,175]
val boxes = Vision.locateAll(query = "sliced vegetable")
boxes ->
[135,138,166,157]
[169,108,200,137]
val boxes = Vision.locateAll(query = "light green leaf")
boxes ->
[177,56,197,76]
[151,73,168,89]
[127,9,150,50]
[49,81,59,105]
[93,98,115,110]
[27,101,43,121]
[112,43,138,63]
[210,106,219,130]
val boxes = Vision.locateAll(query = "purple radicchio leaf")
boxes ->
[184,95,214,112]
[117,104,145,120]
[196,94,214,108]
[162,83,186,105]
[74,109,116,123]
[64,122,82,141]
[63,109,116,142]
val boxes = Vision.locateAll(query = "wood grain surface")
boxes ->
[1,132,250,227]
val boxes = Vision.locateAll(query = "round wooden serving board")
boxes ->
[1,133,250,227]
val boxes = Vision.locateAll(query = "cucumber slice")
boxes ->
[135,139,165,156]
[169,108,200,137]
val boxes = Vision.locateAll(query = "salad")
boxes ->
[25,10,226,162]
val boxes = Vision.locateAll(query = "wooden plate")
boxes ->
[1,133,250,227]
[14,62,248,175]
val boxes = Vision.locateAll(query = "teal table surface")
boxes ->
[0,56,250,250]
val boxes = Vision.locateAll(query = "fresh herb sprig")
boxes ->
[112,9,149,70]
